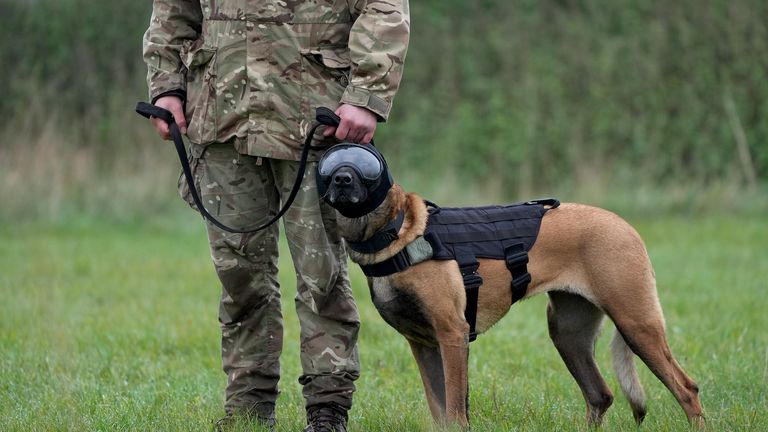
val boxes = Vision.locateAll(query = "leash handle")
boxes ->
[315,106,341,127]
[136,102,174,123]
[135,102,331,234]
[312,106,375,147]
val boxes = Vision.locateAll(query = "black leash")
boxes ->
[136,102,341,233]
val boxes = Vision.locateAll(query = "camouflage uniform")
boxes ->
[143,0,410,416]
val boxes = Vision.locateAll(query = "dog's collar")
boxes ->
[358,235,434,277]
[346,210,405,254]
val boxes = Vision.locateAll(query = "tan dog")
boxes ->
[327,171,704,428]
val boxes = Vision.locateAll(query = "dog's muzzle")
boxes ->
[316,143,393,218]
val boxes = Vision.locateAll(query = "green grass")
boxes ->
[1,212,766,431]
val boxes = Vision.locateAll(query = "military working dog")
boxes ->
[319,157,704,428]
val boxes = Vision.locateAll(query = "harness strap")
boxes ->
[455,247,482,342]
[504,242,531,303]
[359,250,411,277]
[346,210,405,254]
[357,236,433,277]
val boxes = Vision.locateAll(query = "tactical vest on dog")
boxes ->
[349,198,560,342]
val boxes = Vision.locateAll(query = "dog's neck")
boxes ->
[336,185,404,242]
[336,185,429,266]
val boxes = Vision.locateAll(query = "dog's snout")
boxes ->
[333,171,353,186]
[325,166,367,208]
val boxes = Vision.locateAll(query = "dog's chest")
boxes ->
[369,278,435,345]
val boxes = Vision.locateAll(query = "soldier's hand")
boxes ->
[151,96,187,140]
[323,104,377,144]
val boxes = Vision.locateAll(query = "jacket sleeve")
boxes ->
[343,0,411,121]
[143,1,203,101]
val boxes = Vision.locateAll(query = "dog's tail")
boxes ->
[610,329,647,423]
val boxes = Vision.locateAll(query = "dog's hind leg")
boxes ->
[408,340,447,423]
[547,291,614,427]
[608,302,704,426]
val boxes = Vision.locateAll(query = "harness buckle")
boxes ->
[524,198,561,208]
[455,250,482,343]
[459,261,479,276]
[458,260,482,288]
[504,243,531,303]
[505,250,529,269]
[391,250,412,270]
[512,272,532,290]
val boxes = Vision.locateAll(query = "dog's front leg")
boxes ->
[408,340,447,423]
[437,330,470,428]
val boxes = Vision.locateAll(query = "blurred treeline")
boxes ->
[1,0,766,220]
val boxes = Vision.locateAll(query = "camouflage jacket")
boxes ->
[143,0,410,160]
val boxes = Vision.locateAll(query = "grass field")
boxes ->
[0,212,766,431]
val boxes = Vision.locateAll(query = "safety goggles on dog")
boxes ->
[317,144,385,182]
[316,143,394,218]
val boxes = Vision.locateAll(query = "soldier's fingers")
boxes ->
[151,117,171,140]
[343,126,358,143]
[335,121,351,141]
[168,104,187,134]
[323,126,337,137]
[350,124,375,143]
[349,128,365,144]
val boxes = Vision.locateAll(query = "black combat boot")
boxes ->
[303,403,349,432]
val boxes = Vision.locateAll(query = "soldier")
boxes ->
[142,1,410,431]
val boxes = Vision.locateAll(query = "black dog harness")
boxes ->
[351,199,560,342]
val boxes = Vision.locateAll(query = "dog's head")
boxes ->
[316,143,394,219]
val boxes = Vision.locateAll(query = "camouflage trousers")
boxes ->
[180,142,361,415]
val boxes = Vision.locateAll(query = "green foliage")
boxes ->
[0,0,766,218]
[382,0,768,196]
[1,215,766,430]
[0,1,149,117]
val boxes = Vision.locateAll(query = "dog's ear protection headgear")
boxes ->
[316,143,393,218]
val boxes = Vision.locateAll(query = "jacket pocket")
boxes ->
[181,40,218,144]
[301,46,352,86]
[300,46,351,127]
